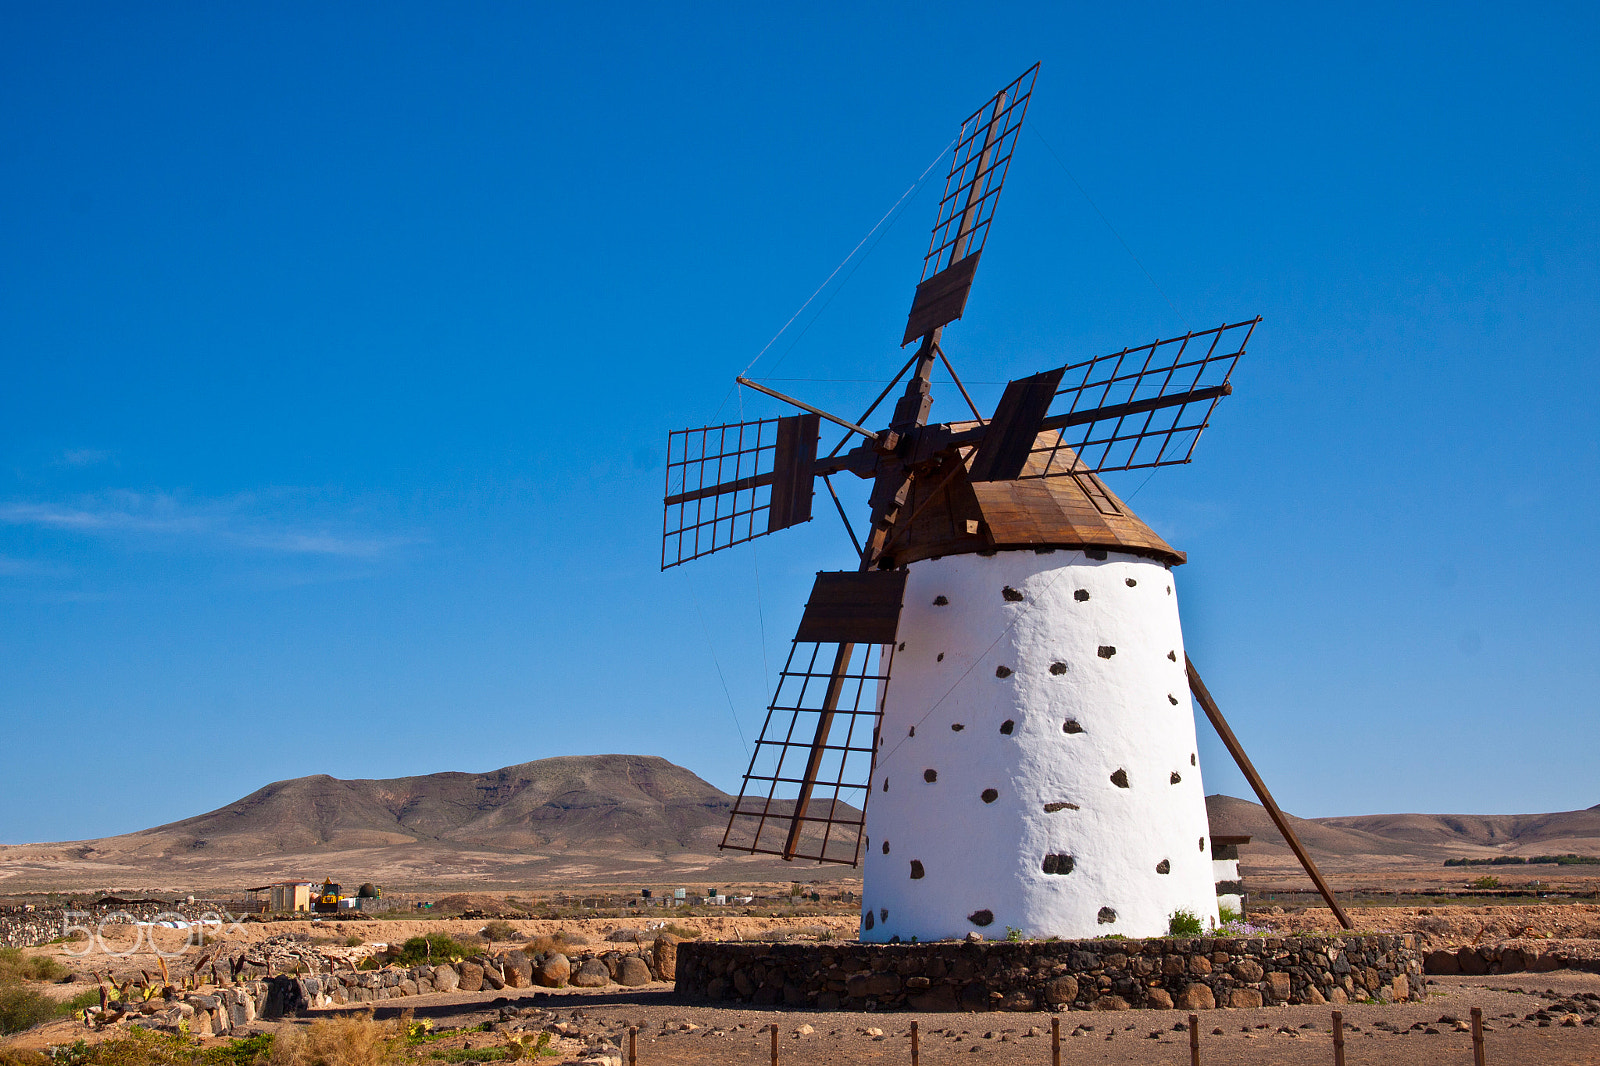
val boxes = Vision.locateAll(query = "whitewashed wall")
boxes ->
[860,549,1219,941]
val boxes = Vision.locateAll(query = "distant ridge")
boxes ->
[94,754,734,857]
[3,755,1598,893]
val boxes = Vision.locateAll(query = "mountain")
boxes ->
[94,754,733,858]
[2,754,1597,895]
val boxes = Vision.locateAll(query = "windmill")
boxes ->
[662,64,1350,941]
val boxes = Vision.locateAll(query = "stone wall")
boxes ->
[676,935,1424,1012]
[0,903,211,949]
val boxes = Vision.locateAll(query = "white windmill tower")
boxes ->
[662,64,1351,941]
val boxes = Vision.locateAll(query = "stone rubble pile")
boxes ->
[82,982,269,1037]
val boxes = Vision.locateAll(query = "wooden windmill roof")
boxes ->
[879,427,1184,569]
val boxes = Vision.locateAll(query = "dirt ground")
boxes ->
[12,970,1600,1064]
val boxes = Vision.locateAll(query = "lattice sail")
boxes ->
[902,64,1040,346]
[1022,318,1257,476]
[721,640,892,865]
[661,414,819,569]
[919,64,1039,282]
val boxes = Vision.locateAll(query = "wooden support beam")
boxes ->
[1185,657,1353,930]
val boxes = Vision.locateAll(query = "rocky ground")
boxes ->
[16,971,1600,1065]
[6,906,1600,1064]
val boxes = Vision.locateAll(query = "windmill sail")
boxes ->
[661,413,819,568]
[978,318,1257,478]
[902,63,1039,346]
[721,571,905,864]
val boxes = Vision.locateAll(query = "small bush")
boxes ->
[0,984,57,1035]
[51,1029,197,1066]
[0,1047,50,1066]
[659,924,699,940]
[1168,909,1204,937]
[1469,875,1501,889]
[0,948,69,983]
[271,1017,399,1066]
[392,935,473,966]
[478,922,517,944]
[343,936,363,949]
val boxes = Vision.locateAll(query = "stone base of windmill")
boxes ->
[676,935,1424,1011]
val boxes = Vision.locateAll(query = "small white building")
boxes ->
[1211,835,1250,915]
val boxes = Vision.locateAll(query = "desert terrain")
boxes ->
[2,755,1598,902]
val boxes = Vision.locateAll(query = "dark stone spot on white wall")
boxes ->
[1002,586,1024,602]
[923,768,938,783]
[1098,646,1116,659]
[968,909,994,927]
[981,788,998,803]
[995,665,1013,678]
[1125,578,1137,587]
[910,860,925,879]
[864,910,874,930]
[1168,694,1179,705]
[909,726,915,737]
[933,595,949,606]
[1043,802,1079,813]
[1110,768,1130,788]
[951,723,964,732]
[1190,753,1196,766]
[898,642,906,651]
[1097,907,1117,924]
[1050,661,1068,675]
[1156,859,1170,875]
[1198,837,1206,851]
[1074,589,1090,602]
[1168,650,1177,661]
[1063,719,1084,734]
[879,908,888,922]
[937,652,944,662]
[883,778,889,791]
[999,719,1015,735]
[1170,771,1182,784]
[1042,854,1075,875]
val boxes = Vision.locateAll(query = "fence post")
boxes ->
[628,1026,636,1066]
[771,1022,779,1066]
[1189,1013,1200,1066]
[911,1020,919,1066]
[1051,1016,1060,1066]
[1331,1010,1344,1066]
[1471,1006,1486,1066]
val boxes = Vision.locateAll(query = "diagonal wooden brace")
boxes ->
[1186,657,1353,929]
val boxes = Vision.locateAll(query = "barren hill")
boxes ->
[96,754,733,858]
[2,754,1597,896]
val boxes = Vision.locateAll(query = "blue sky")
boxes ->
[2,2,1596,844]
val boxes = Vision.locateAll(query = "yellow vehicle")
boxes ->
[313,878,345,913]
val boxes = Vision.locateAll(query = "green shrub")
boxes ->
[0,984,57,1035]
[1469,875,1501,889]
[0,948,69,984]
[393,935,473,965]
[1168,909,1204,937]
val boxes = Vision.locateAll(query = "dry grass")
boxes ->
[270,1017,400,1066]
[519,930,586,956]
